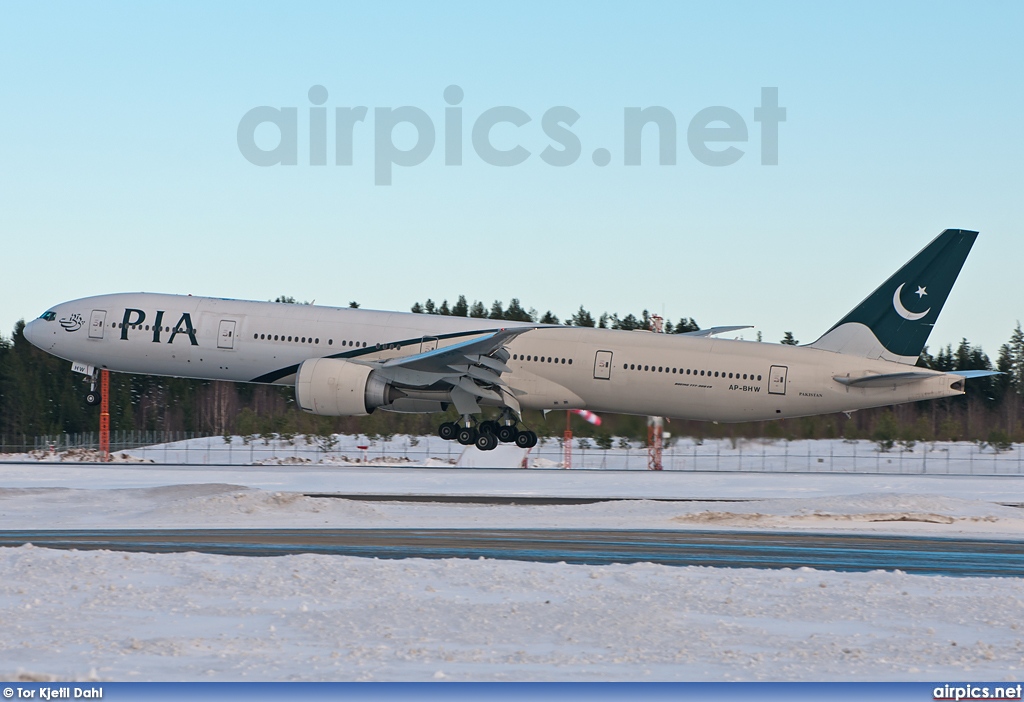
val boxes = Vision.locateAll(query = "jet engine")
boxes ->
[295,358,404,416]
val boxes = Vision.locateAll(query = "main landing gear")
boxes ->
[437,416,538,451]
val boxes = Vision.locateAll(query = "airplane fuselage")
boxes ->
[24,292,965,423]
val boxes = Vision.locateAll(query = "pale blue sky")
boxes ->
[2,2,1021,355]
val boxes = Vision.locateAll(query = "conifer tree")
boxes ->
[452,295,469,317]
[469,300,487,318]
[672,317,700,333]
[504,298,532,322]
[569,306,595,327]
[1007,322,1024,394]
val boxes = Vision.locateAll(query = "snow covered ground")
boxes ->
[1,481,1024,537]
[3,546,1023,682]
[1,437,1023,681]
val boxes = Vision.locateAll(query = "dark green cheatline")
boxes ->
[1,529,1022,578]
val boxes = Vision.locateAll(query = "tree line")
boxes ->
[1,296,1021,447]
[409,294,699,334]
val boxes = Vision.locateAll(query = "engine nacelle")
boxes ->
[295,358,401,416]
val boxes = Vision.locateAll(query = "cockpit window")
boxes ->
[39,311,56,321]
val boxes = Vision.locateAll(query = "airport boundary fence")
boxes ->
[1,432,1022,475]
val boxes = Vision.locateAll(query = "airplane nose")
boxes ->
[24,320,40,348]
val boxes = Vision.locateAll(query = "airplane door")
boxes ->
[420,337,438,353]
[217,320,236,349]
[594,350,613,380]
[768,365,788,395]
[88,310,106,339]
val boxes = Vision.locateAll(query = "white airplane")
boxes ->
[25,229,993,451]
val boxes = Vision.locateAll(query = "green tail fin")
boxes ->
[808,229,978,364]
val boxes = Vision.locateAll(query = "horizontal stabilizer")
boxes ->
[949,370,1002,379]
[833,372,936,388]
[678,326,753,338]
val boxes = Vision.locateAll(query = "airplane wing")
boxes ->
[379,327,525,373]
[678,326,753,337]
[359,326,541,417]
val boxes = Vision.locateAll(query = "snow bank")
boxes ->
[3,448,154,464]
[2,545,1022,682]
[1,485,1022,536]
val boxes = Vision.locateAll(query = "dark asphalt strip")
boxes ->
[1,529,1022,577]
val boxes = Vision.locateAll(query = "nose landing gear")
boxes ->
[84,370,102,406]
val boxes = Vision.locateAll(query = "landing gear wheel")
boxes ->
[85,390,101,406]
[475,431,499,451]
[456,427,478,446]
[514,430,537,449]
[438,422,457,441]
[479,420,500,436]
[497,425,518,443]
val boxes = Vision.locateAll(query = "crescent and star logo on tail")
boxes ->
[892,283,931,321]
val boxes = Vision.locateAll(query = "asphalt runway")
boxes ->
[2,529,1022,577]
